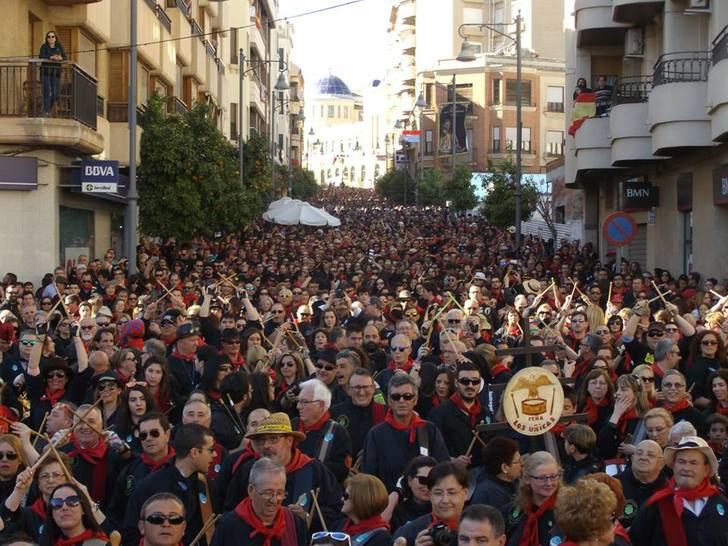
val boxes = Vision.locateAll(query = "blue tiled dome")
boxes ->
[315,75,353,98]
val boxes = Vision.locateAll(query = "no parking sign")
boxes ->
[603,212,637,247]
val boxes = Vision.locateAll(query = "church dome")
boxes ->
[315,75,353,98]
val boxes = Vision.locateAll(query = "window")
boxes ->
[426,83,434,107]
[547,86,564,113]
[492,126,501,152]
[425,130,433,155]
[492,78,501,105]
[506,80,532,106]
[277,134,283,159]
[328,105,335,118]
[505,127,531,152]
[137,63,150,107]
[230,103,238,140]
[555,206,565,224]
[343,106,349,118]
[176,62,183,99]
[320,105,324,118]
[338,105,342,118]
[546,130,564,156]
[230,28,238,64]
[463,7,483,25]
[77,31,97,78]
[360,166,366,183]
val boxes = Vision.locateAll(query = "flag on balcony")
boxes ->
[568,92,596,136]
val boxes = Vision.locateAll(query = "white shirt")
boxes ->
[683,497,708,516]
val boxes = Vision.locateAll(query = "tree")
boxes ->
[418,168,444,205]
[138,94,265,240]
[374,169,415,204]
[534,178,562,242]
[443,165,478,210]
[289,166,319,200]
[479,158,539,228]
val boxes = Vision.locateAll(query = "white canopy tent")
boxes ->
[262,198,341,227]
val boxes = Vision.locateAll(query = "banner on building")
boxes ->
[568,92,596,136]
[439,103,469,154]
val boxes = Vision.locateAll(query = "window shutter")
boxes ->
[55,27,75,62]
[109,50,129,102]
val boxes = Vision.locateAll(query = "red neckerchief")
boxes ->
[387,358,414,373]
[550,420,574,436]
[489,363,510,378]
[709,441,725,456]
[285,448,313,473]
[617,408,639,437]
[152,390,170,414]
[384,408,427,444]
[450,393,482,427]
[31,497,46,519]
[171,350,195,362]
[298,411,331,433]
[661,398,691,414]
[208,390,222,402]
[232,444,257,474]
[519,493,557,546]
[208,442,224,480]
[647,478,720,546]
[40,387,65,406]
[55,529,108,546]
[222,349,245,370]
[141,447,175,473]
[343,515,391,535]
[371,402,387,425]
[614,522,630,543]
[431,395,442,408]
[651,362,666,378]
[235,497,286,546]
[0,406,16,434]
[583,397,609,426]
[715,403,728,416]
[573,358,592,379]
[428,514,459,531]
[69,436,108,503]
[116,370,132,384]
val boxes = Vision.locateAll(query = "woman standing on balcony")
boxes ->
[39,31,66,116]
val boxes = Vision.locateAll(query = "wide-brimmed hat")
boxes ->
[664,436,719,476]
[244,412,305,442]
[523,279,542,296]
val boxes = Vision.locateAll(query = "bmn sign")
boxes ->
[623,181,658,211]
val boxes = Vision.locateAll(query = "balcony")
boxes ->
[0,61,102,154]
[575,0,629,47]
[649,52,713,155]
[401,33,416,52]
[398,1,416,21]
[709,26,728,142]
[166,96,188,115]
[574,116,620,182]
[610,76,667,165]
[612,0,664,24]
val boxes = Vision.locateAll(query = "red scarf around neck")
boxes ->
[343,515,391,536]
[715,403,728,416]
[235,497,286,546]
[55,529,108,546]
[489,363,510,379]
[387,358,414,373]
[429,514,459,531]
[139,541,182,546]
[170,350,195,362]
[583,397,609,426]
[31,497,46,519]
[285,449,313,473]
[646,477,719,546]
[371,402,387,425]
[41,387,65,406]
[384,408,427,444]
[141,447,175,473]
[519,493,557,546]
[450,393,482,427]
[69,436,108,503]
[651,362,666,378]
[661,398,691,414]
[298,411,331,433]
[617,408,639,437]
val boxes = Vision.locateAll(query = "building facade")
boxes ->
[565,0,728,276]
[0,0,299,281]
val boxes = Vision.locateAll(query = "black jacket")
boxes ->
[617,469,666,527]
[211,506,308,546]
[429,398,493,462]
[331,399,385,456]
[505,504,563,546]
[470,474,516,517]
[562,454,602,484]
[292,416,352,483]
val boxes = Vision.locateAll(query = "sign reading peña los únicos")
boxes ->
[503,368,564,436]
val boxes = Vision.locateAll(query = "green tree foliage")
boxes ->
[138,95,267,240]
[479,158,539,228]
[374,169,415,204]
[418,168,444,205]
[289,166,320,200]
[443,165,478,210]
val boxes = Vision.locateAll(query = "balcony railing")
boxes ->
[0,61,97,129]
[204,40,216,59]
[612,75,652,105]
[713,25,728,66]
[653,52,710,86]
[165,0,190,16]
[156,5,172,33]
[191,20,204,42]
[166,96,188,115]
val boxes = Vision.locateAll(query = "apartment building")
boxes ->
[566,0,728,276]
[0,0,294,281]
[384,0,566,178]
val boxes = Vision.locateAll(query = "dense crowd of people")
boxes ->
[0,186,727,546]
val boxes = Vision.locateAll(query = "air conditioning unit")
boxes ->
[685,0,710,13]
[624,27,645,58]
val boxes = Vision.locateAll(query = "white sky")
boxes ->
[278,0,391,95]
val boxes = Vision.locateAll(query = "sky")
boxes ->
[278,0,391,96]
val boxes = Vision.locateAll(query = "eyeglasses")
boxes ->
[457,378,480,386]
[529,472,562,483]
[662,382,685,389]
[0,451,18,461]
[350,384,374,391]
[665,327,678,333]
[47,371,67,380]
[47,35,56,39]
[315,363,336,372]
[39,472,64,481]
[80,325,95,331]
[50,496,81,510]
[702,340,718,346]
[634,375,655,383]
[272,310,285,314]
[391,346,409,352]
[161,320,174,327]
[253,487,288,501]
[97,321,110,327]
[297,399,322,406]
[223,340,241,345]
[144,513,186,526]
[97,382,118,392]
[647,331,664,338]
[390,393,416,402]
[447,319,462,325]
[312,532,351,544]
[253,436,285,446]
[140,429,163,441]
[41,301,53,306]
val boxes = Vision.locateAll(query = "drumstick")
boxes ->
[155,279,176,300]
[607,282,613,304]
[44,434,73,482]
[109,531,122,546]
[424,301,452,348]
[188,514,221,546]
[650,281,669,306]
[464,434,479,458]
[33,413,49,445]
[510,392,520,418]
[0,416,44,439]
[310,488,328,531]
[53,282,72,318]
[552,283,561,308]
[69,399,104,437]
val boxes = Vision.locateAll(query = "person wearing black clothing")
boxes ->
[362,324,387,373]
[390,456,436,531]
[617,440,666,526]
[39,31,66,115]
[166,323,202,422]
[684,330,724,409]
[470,437,521,518]
[562,424,602,484]
[430,362,493,464]
[122,424,217,546]
[210,372,249,451]
[597,374,650,459]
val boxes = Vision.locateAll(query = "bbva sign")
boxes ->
[80,160,119,184]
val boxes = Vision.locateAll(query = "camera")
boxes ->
[428,523,454,546]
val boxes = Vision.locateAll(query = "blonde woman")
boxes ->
[554,478,618,546]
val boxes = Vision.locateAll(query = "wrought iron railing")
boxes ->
[166,96,188,115]
[156,5,172,33]
[0,61,97,129]
[653,52,710,86]
[712,25,728,66]
[612,75,652,105]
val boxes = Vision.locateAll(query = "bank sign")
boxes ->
[80,160,119,193]
[622,181,658,211]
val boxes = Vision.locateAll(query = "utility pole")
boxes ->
[125,0,138,274]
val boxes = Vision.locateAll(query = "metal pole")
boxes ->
[271,95,277,197]
[514,12,522,256]
[418,107,423,205]
[239,48,244,187]
[125,0,138,274]
[451,73,456,169]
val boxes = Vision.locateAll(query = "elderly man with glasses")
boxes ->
[660,370,704,433]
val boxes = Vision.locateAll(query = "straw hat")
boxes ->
[523,279,542,296]
[244,412,305,442]
[664,436,719,476]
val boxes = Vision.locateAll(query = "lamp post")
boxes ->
[414,92,427,205]
[457,13,522,254]
[269,69,290,198]
[238,49,288,188]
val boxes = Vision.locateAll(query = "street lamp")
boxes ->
[287,110,305,197]
[238,49,289,188]
[414,92,427,205]
[270,69,290,197]
[457,13,523,254]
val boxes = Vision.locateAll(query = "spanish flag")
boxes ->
[568,92,596,136]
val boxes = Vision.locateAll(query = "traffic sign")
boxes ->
[603,212,637,247]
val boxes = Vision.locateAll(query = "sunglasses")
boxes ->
[315,363,336,372]
[414,475,429,486]
[702,340,718,346]
[391,346,409,352]
[47,371,67,380]
[281,361,296,368]
[0,451,18,461]
[647,331,664,338]
[218,366,233,372]
[140,429,163,441]
[390,393,416,402]
[144,513,186,526]
[20,340,38,346]
[97,382,118,392]
[457,378,480,386]
[447,319,462,325]
[50,496,81,510]
[634,375,655,383]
